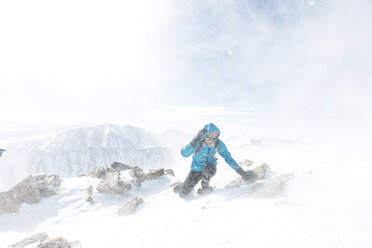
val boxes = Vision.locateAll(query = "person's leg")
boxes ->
[179,171,202,198]
[200,163,217,189]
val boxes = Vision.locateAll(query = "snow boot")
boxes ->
[197,186,214,195]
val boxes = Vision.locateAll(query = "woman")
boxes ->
[179,123,256,197]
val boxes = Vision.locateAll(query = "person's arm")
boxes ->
[217,140,257,181]
[181,143,197,157]
[217,140,240,170]
[180,128,207,157]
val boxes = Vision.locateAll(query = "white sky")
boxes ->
[1,0,372,136]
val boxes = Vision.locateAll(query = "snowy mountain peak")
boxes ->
[0,124,171,191]
[42,124,137,151]
[8,123,160,152]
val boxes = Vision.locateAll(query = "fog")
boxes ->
[158,0,372,134]
[1,0,371,136]
[1,2,372,246]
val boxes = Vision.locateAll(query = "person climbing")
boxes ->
[179,123,256,198]
[0,148,6,157]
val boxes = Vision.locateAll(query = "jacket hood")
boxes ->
[203,123,220,138]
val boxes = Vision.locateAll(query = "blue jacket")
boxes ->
[180,123,240,172]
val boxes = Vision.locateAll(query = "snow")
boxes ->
[0,124,172,191]
[1,126,371,248]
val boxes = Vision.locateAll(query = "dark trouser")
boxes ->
[179,163,217,198]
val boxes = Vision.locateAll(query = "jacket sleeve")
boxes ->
[180,143,197,157]
[217,140,239,170]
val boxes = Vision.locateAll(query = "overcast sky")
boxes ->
[1,0,371,135]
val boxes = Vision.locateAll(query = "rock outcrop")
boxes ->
[224,163,293,198]
[244,173,294,198]
[33,175,61,196]
[87,167,106,179]
[145,168,165,179]
[96,170,131,194]
[132,168,175,185]
[0,175,61,214]
[117,197,144,216]
[238,159,255,167]
[252,162,271,180]
[8,232,49,248]
[37,237,71,248]
[129,166,146,186]
[87,162,175,188]
[164,169,175,177]
[8,233,81,248]
[111,161,132,171]
[171,182,183,193]
[90,162,175,193]
[86,185,93,203]
[145,168,175,179]
[225,163,271,188]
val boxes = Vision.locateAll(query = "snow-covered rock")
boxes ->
[164,169,175,177]
[244,173,294,198]
[87,167,107,179]
[8,232,49,248]
[96,170,131,194]
[86,185,93,203]
[145,168,166,179]
[0,191,20,214]
[224,162,294,199]
[0,175,61,214]
[34,174,62,196]
[110,161,132,171]
[225,163,271,188]
[37,237,71,248]
[252,162,271,180]
[129,166,146,186]
[8,233,81,248]
[238,159,255,167]
[117,197,144,216]
[171,182,183,193]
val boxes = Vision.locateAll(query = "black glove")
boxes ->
[190,128,207,148]
[236,167,257,182]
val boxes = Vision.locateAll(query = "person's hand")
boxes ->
[236,167,257,182]
[190,128,207,148]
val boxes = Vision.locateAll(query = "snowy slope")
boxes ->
[1,133,371,248]
[0,152,371,247]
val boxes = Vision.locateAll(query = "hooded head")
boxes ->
[202,123,220,139]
